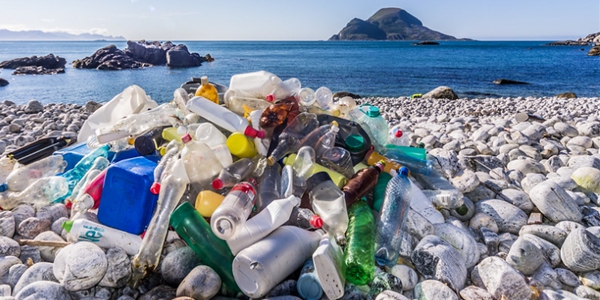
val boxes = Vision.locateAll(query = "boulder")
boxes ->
[588,45,600,56]
[125,40,171,65]
[493,79,528,85]
[0,53,66,69]
[166,44,206,68]
[556,92,577,99]
[422,86,459,100]
[73,44,146,70]
[12,66,65,75]
[24,100,44,114]
[332,91,361,99]
[0,78,8,87]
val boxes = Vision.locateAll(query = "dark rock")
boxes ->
[139,285,176,300]
[12,66,64,75]
[546,40,590,46]
[493,79,529,85]
[422,86,459,100]
[125,40,171,65]
[333,91,361,99]
[0,78,8,87]
[0,53,66,69]
[19,245,41,264]
[556,92,577,99]
[410,235,467,291]
[166,44,206,68]
[85,100,103,113]
[413,41,440,45]
[17,217,51,239]
[160,246,203,286]
[24,100,44,114]
[589,45,600,56]
[329,8,459,41]
[73,44,145,70]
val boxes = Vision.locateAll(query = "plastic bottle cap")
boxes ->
[62,220,73,232]
[366,106,381,117]
[150,182,161,195]
[0,184,7,193]
[201,76,209,85]
[265,94,275,102]
[134,137,157,156]
[345,135,365,152]
[398,166,410,177]
[212,178,224,190]
[227,133,258,158]
[243,126,266,139]
[306,172,332,192]
[395,130,403,138]
[310,215,323,229]
[181,133,193,144]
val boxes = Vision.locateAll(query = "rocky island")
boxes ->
[329,7,462,41]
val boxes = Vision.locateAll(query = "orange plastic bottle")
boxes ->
[195,76,219,104]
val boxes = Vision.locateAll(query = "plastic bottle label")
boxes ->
[231,183,257,202]
[79,224,105,243]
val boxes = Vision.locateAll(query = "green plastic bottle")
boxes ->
[372,171,392,212]
[344,201,375,285]
[169,202,240,293]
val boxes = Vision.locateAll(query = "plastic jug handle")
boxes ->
[358,104,371,114]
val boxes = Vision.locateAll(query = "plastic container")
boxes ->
[354,105,389,152]
[0,155,67,192]
[312,234,345,300]
[0,157,16,184]
[320,147,355,179]
[0,176,68,210]
[232,226,323,298]
[161,127,183,143]
[384,144,426,160]
[257,163,281,212]
[283,151,348,189]
[195,123,228,147]
[280,165,294,198]
[180,133,223,189]
[53,142,93,173]
[195,76,219,104]
[210,180,257,240]
[297,259,323,300]
[210,143,233,168]
[226,195,300,255]
[259,102,291,128]
[63,219,142,256]
[226,133,258,158]
[342,162,384,208]
[97,156,158,235]
[387,127,410,146]
[228,70,282,99]
[374,166,412,267]
[267,112,319,165]
[384,149,432,176]
[195,190,225,217]
[314,121,339,157]
[134,127,166,156]
[224,89,272,116]
[170,202,240,293]
[266,77,301,101]
[306,172,349,245]
[315,87,334,111]
[284,207,323,230]
[187,96,265,138]
[364,149,402,174]
[212,158,256,190]
[344,201,375,285]
[150,141,181,195]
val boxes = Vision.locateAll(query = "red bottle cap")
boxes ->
[310,215,323,229]
[212,178,224,190]
[395,130,403,138]
[65,200,72,210]
[150,182,161,195]
[181,133,193,143]
[265,94,275,102]
[243,126,266,139]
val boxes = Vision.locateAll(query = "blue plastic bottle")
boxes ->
[374,166,412,267]
[97,156,158,234]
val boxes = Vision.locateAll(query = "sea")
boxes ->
[0,40,598,105]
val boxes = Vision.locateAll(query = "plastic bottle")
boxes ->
[344,201,375,285]
[320,147,355,179]
[364,149,402,174]
[210,179,257,240]
[297,259,323,300]
[180,133,223,189]
[195,76,219,104]
[249,109,270,156]
[232,226,323,298]
[256,163,281,212]
[0,176,69,210]
[298,87,316,108]
[372,171,392,212]
[63,219,142,256]
[186,96,265,139]
[161,127,183,143]
[306,172,349,245]
[280,164,294,198]
[267,112,319,165]
[283,151,348,189]
[312,234,345,300]
[226,133,258,158]
[195,190,225,217]
[407,181,445,224]
[212,158,256,190]
[374,166,412,267]
[384,144,426,160]
[170,202,240,293]
[228,71,282,99]
[412,169,464,209]
[384,149,432,176]
[314,121,339,157]
[298,123,334,152]
[284,207,323,230]
[0,155,67,192]
[226,195,300,255]
[354,105,389,152]
[195,123,227,147]
[259,102,290,128]
[172,87,192,115]
[266,77,301,101]
[150,141,182,195]
[70,169,106,220]
[210,143,233,168]
[315,87,334,111]
[67,157,110,202]
[223,89,273,116]
[132,159,189,281]
[0,157,16,184]
[342,162,384,208]
[335,97,357,119]
[388,127,410,146]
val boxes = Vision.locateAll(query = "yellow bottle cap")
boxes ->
[226,132,257,158]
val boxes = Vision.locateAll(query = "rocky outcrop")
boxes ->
[548,32,600,46]
[166,44,206,68]
[589,45,600,56]
[125,40,173,65]
[73,45,147,70]
[0,78,7,86]
[422,86,459,100]
[493,79,529,85]
[329,8,460,41]
[0,54,66,75]
[556,92,577,99]
[413,41,440,45]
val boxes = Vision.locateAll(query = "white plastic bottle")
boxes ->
[226,195,300,255]
[229,71,282,99]
[409,180,445,224]
[249,109,270,156]
[233,226,323,298]
[388,126,410,146]
[187,96,265,138]
[62,219,142,256]
[313,234,346,300]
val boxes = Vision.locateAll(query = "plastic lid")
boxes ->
[265,94,275,102]
[243,126,266,139]
[306,172,332,192]
[345,134,365,152]
[398,166,410,177]
[395,130,403,138]
[134,136,157,156]
[181,133,193,143]
[212,178,224,190]
[62,220,73,232]
[201,76,209,85]
[150,182,161,195]
[297,274,323,300]
[0,184,7,193]
[310,215,324,229]
[366,106,381,117]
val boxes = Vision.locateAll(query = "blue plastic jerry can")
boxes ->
[53,142,93,172]
[97,156,158,235]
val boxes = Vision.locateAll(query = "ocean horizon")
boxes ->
[0,40,598,105]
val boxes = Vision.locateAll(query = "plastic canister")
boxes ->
[53,142,93,172]
[313,234,346,300]
[226,133,258,158]
[297,259,323,300]
[97,156,158,235]
[233,226,323,298]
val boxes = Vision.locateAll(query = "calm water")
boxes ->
[0,40,598,105]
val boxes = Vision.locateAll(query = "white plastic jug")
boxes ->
[187,96,265,138]
[313,234,346,300]
[229,71,282,99]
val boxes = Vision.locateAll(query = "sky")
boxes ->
[0,0,598,41]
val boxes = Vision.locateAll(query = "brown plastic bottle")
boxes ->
[342,162,384,208]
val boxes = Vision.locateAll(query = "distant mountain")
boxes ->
[0,29,125,41]
[329,8,461,41]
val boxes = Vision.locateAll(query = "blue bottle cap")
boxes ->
[0,183,7,193]
[399,166,410,177]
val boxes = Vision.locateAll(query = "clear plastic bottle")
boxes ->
[306,172,349,245]
[0,155,67,192]
[267,112,319,165]
[266,77,301,101]
[210,179,258,240]
[256,163,281,212]
[180,133,223,189]
[195,76,219,104]
[67,157,110,202]
[0,176,69,210]
[412,169,464,209]
[212,158,256,190]
[372,171,392,212]
[0,157,16,184]
[284,207,324,230]
[223,89,272,116]
[408,180,445,224]
[344,201,375,285]
[388,127,410,146]
[342,162,384,208]
[249,109,270,156]
[228,70,282,99]
[298,87,316,108]
[314,121,339,157]
[173,88,191,115]
[186,96,266,138]
[298,123,335,151]
[384,149,432,176]
[150,141,182,195]
[374,166,412,267]
[210,143,233,168]
[283,147,348,189]
[355,105,389,152]
[315,87,334,111]
[320,147,355,179]
[195,122,227,147]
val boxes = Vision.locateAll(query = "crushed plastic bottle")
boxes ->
[314,121,339,157]
[306,172,349,245]
[0,176,69,210]
[0,157,16,184]
[0,155,67,192]
[344,201,375,285]
[267,112,319,165]
[212,158,257,190]
[413,168,464,209]
[256,163,281,212]
[320,147,355,179]
[150,141,182,195]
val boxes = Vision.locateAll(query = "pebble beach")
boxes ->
[2,94,600,299]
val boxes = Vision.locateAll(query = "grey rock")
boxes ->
[33,231,64,262]
[138,285,176,300]
[521,173,547,194]
[166,45,205,68]
[13,262,57,295]
[411,235,467,291]
[480,227,499,255]
[528,180,582,223]
[0,78,8,87]
[53,242,108,291]
[35,204,68,224]
[0,237,20,257]
[11,205,34,229]
[506,235,544,275]
[98,248,131,288]
[413,280,458,300]
[581,270,600,289]
[531,262,561,290]
[571,166,600,193]
[433,223,480,268]
[176,265,221,300]
[507,157,545,174]
[0,256,21,282]
[578,122,600,136]
[497,188,534,213]
[6,264,27,289]
[556,268,580,287]
[375,290,409,300]
[556,220,585,235]
[459,285,494,300]
[469,212,499,233]
[18,246,41,264]
[498,232,517,253]
[7,124,21,133]
[475,256,531,300]
[0,284,10,297]
[51,217,68,237]
[428,148,461,178]
[421,86,459,100]
[561,228,600,272]
[389,264,418,291]
[544,156,564,173]
[523,234,561,267]
[519,225,567,246]
[160,246,203,286]
[16,217,51,239]
[554,122,579,137]
[450,169,480,193]
[543,289,587,300]
[568,155,600,169]
[475,200,528,234]
[85,101,102,113]
[14,281,71,300]
[574,285,600,300]
[568,136,593,149]
[405,209,434,239]
[24,100,43,114]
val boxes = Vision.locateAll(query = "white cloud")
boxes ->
[42,19,55,23]
[0,24,112,36]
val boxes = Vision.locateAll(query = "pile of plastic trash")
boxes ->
[0,71,465,299]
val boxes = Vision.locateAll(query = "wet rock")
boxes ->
[176,265,221,300]
[475,200,528,234]
[98,248,131,288]
[413,280,458,300]
[475,256,531,300]
[528,180,582,223]
[459,286,494,300]
[14,281,71,300]
[13,262,57,295]
[561,228,600,272]
[53,242,108,291]
[411,235,467,291]
[160,246,203,286]
[16,217,51,239]
[0,236,20,257]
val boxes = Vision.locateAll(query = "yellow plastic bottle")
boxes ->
[195,76,219,104]
[364,150,401,174]
[195,190,225,218]
[282,154,347,188]
[226,132,258,158]
[161,127,183,143]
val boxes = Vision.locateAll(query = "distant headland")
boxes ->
[329,7,469,41]
[0,29,125,41]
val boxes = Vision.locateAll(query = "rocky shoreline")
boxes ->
[2,95,600,299]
